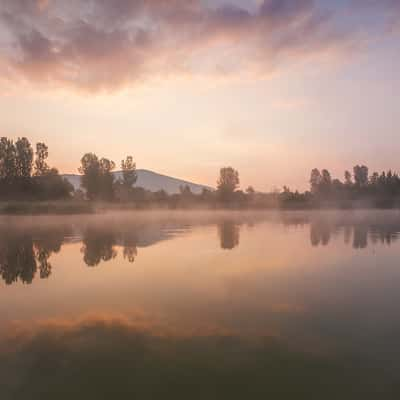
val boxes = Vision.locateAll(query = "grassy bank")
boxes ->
[0,201,94,215]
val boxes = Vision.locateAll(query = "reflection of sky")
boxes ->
[2,211,400,397]
[1,211,400,343]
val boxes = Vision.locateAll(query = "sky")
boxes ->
[0,0,399,191]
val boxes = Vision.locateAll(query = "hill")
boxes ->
[62,169,212,194]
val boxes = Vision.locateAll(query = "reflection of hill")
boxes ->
[0,218,194,284]
[2,211,400,285]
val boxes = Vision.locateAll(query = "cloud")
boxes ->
[0,0,374,92]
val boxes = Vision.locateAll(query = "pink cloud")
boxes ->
[0,0,372,91]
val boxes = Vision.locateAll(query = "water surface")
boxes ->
[1,210,400,399]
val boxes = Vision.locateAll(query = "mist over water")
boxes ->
[2,210,400,399]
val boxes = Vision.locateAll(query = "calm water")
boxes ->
[1,210,400,399]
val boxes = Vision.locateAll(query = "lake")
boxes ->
[1,210,400,399]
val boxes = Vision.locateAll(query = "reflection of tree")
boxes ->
[310,221,331,247]
[81,229,117,267]
[0,236,36,284]
[80,226,140,266]
[120,227,138,263]
[0,231,63,285]
[123,246,137,263]
[36,247,52,279]
[309,216,400,249]
[218,221,240,250]
[344,226,351,245]
[370,223,400,246]
[353,225,368,249]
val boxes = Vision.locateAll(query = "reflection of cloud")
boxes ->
[0,0,361,91]
[0,313,392,399]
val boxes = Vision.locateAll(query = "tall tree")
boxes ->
[15,137,33,179]
[344,170,352,185]
[79,153,101,200]
[217,167,239,200]
[34,142,50,176]
[319,169,332,195]
[0,137,16,181]
[79,153,115,200]
[121,156,137,188]
[99,158,115,200]
[353,165,369,187]
[310,168,321,194]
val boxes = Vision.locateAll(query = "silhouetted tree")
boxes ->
[370,172,379,186]
[319,169,332,195]
[79,153,115,200]
[34,142,50,176]
[353,165,369,187]
[15,137,33,180]
[99,158,115,200]
[79,153,101,200]
[121,156,137,188]
[344,170,352,186]
[0,137,16,181]
[217,167,239,201]
[310,169,321,194]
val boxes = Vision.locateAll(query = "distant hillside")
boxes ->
[62,169,212,194]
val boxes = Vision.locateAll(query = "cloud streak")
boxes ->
[0,0,388,91]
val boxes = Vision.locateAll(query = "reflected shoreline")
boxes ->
[1,210,400,285]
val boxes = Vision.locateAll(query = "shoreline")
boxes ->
[0,201,400,216]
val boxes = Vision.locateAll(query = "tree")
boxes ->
[246,186,256,203]
[246,186,255,195]
[370,172,379,186]
[353,165,369,187]
[310,168,321,194]
[79,153,115,200]
[344,170,352,185]
[321,170,331,186]
[99,158,115,201]
[79,153,101,200]
[217,167,239,201]
[34,142,50,176]
[121,156,137,188]
[0,137,16,181]
[15,137,33,179]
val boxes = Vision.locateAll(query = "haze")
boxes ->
[0,0,399,190]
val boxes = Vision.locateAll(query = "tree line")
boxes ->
[2,136,400,209]
[306,165,400,207]
[0,137,72,200]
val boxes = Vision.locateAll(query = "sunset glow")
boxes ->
[0,0,399,190]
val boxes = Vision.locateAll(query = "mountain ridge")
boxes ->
[62,169,212,194]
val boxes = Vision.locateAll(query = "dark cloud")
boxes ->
[0,0,373,91]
